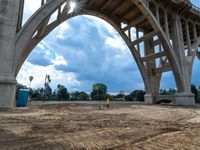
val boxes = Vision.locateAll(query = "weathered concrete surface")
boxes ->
[0,81,16,108]
[0,0,20,108]
[145,94,195,106]
[174,93,196,106]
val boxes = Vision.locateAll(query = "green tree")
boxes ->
[70,91,80,100]
[78,92,89,101]
[57,84,70,100]
[191,84,198,103]
[125,90,145,101]
[130,90,145,101]
[125,94,133,101]
[114,91,126,101]
[168,88,176,95]
[30,88,41,99]
[91,83,107,100]
[106,94,113,101]
[160,89,167,95]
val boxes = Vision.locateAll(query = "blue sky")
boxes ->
[17,0,200,93]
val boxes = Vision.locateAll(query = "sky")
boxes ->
[17,0,200,93]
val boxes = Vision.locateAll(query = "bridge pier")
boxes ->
[0,75,16,108]
[170,14,195,105]
[144,94,156,104]
[143,11,196,106]
[174,93,195,106]
[145,93,195,105]
[0,0,20,108]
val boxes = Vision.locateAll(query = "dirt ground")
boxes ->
[1,101,200,150]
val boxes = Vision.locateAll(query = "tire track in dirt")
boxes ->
[1,102,200,149]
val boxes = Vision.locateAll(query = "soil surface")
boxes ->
[1,101,200,150]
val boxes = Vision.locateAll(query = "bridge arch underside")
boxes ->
[12,0,197,106]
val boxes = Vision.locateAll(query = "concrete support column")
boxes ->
[145,94,156,104]
[174,93,195,105]
[0,0,21,108]
[185,21,192,56]
[171,14,195,105]
[136,27,140,54]
[156,7,160,24]
[144,75,161,104]
[193,23,198,42]
[144,37,161,104]
[0,74,17,108]
[164,11,170,39]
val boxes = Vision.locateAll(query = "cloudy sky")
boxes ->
[17,0,200,93]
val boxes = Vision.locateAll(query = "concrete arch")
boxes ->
[14,9,152,94]
[16,12,153,92]
[14,0,185,100]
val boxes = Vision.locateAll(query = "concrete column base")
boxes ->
[0,76,17,108]
[145,93,195,106]
[174,93,195,106]
[144,94,156,104]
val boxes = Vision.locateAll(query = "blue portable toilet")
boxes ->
[16,89,29,107]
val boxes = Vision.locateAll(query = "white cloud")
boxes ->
[83,15,117,38]
[38,43,45,50]
[56,22,70,39]
[39,40,54,52]
[105,37,127,52]
[52,54,68,66]
[17,61,80,91]
[23,0,42,25]
[24,0,41,13]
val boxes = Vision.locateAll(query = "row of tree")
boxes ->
[16,79,200,103]
[16,83,145,102]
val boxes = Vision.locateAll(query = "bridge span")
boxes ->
[0,0,200,108]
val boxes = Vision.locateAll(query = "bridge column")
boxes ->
[0,0,21,108]
[144,76,161,104]
[144,37,161,104]
[171,14,195,105]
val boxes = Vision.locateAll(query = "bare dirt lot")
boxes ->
[1,101,200,150]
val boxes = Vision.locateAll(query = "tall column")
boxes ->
[0,0,21,108]
[164,11,170,39]
[144,37,161,104]
[193,23,198,43]
[171,14,195,105]
[136,27,140,55]
[185,21,192,56]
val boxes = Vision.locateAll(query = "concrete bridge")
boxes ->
[0,0,200,108]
